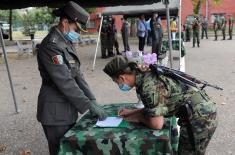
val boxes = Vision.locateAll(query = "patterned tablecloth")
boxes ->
[58,103,179,155]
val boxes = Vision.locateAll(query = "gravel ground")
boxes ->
[0,37,235,155]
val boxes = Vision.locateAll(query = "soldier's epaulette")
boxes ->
[48,34,59,44]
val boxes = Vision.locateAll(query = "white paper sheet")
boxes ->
[96,117,123,127]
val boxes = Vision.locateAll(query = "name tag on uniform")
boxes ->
[69,60,76,64]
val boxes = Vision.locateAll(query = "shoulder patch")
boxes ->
[52,55,63,64]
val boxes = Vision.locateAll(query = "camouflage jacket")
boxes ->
[213,19,220,30]
[135,71,217,118]
[229,17,234,30]
[221,17,227,30]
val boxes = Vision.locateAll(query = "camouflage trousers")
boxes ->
[178,103,218,155]
[222,28,226,40]
[229,28,233,39]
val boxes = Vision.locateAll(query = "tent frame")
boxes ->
[92,0,177,70]
[0,28,20,113]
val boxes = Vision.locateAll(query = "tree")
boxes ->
[22,9,37,36]
[192,0,221,14]
[9,9,12,40]
[0,10,22,40]
[33,7,54,27]
[85,8,96,13]
[22,7,55,36]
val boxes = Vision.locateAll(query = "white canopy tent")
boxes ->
[102,2,179,16]
[92,0,184,71]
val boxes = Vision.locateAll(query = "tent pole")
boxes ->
[179,0,182,70]
[0,28,20,114]
[164,0,173,69]
[92,15,103,71]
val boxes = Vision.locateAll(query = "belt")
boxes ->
[42,81,56,87]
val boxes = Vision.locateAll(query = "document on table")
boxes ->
[96,117,123,127]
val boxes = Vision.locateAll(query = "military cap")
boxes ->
[53,1,89,32]
[103,56,137,77]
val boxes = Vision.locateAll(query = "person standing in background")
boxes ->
[107,16,115,57]
[192,17,200,48]
[201,17,208,39]
[121,18,130,52]
[170,17,177,40]
[213,16,220,41]
[111,18,121,55]
[146,19,152,46]
[150,13,163,57]
[221,16,227,40]
[137,14,147,51]
[228,15,234,40]
[184,17,191,42]
[100,18,108,59]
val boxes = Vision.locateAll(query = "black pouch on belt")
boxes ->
[176,101,196,152]
[176,101,193,122]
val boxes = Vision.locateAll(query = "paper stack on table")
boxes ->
[96,117,123,127]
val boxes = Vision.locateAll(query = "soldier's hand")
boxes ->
[89,100,108,120]
[118,108,133,117]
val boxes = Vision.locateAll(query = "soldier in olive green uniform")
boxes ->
[201,17,208,39]
[104,56,218,155]
[221,16,227,40]
[37,2,107,155]
[192,17,200,47]
[213,16,220,41]
[228,15,234,40]
[100,19,109,58]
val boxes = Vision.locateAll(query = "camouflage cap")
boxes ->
[103,56,136,77]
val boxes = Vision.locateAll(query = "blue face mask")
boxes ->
[119,83,132,92]
[64,31,80,42]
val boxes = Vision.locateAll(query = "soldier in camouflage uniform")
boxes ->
[103,56,218,155]
[201,17,208,39]
[228,15,234,40]
[192,17,200,48]
[213,16,220,41]
[220,16,227,40]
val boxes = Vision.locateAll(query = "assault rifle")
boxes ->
[149,64,223,91]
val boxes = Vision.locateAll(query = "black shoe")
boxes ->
[101,55,108,59]
[228,38,232,40]
[192,46,195,48]
[198,45,200,47]
[108,53,114,57]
